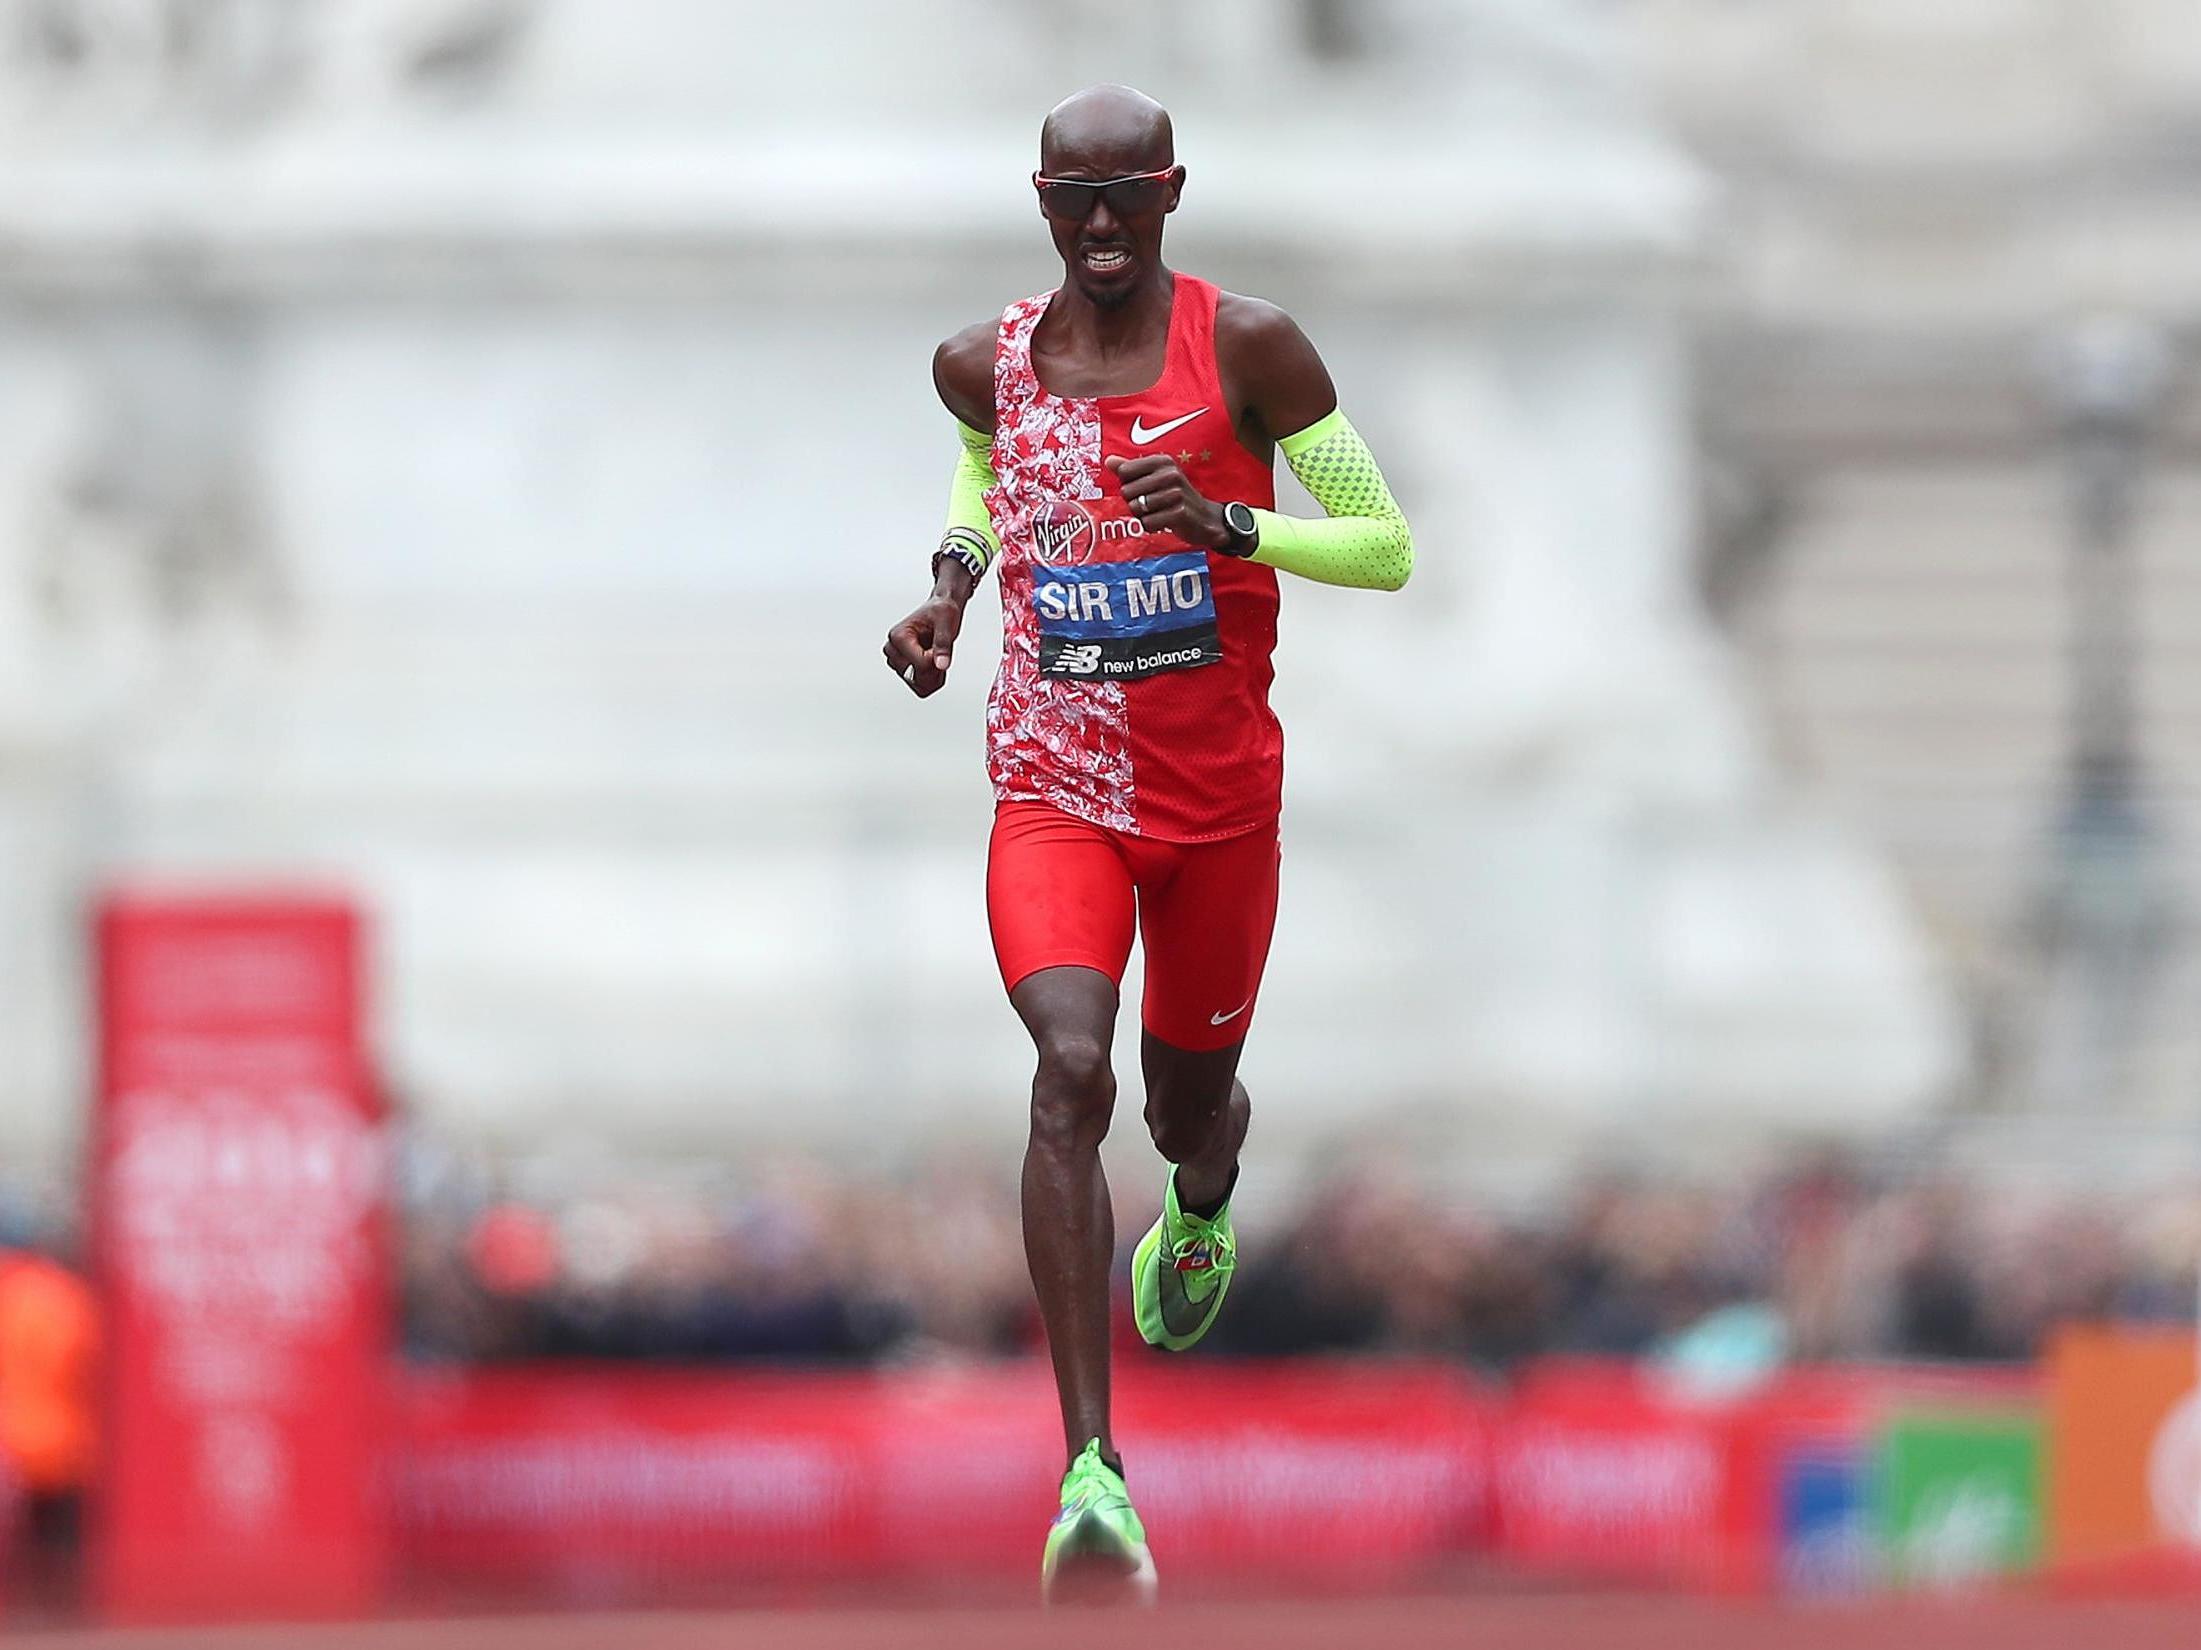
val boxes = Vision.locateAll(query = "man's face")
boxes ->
[1036,130,1182,309]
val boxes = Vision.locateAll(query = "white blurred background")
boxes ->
[0,0,2195,1194]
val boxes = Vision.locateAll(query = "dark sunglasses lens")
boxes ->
[1039,182,1098,219]
[1106,178,1168,215]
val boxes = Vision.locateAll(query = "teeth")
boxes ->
[1085,249,1129,268]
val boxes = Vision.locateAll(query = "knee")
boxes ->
[1031,1032,1114,1149]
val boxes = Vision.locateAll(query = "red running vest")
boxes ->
[983,275,1283,842]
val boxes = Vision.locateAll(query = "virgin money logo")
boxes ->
[1032,499,1146,565]
[1032,500,1098,566]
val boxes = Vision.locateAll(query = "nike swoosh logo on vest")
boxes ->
[1130,408,1208,445]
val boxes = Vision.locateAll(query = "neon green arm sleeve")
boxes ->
[941,419,1003,577]
[1247,409,1414,592]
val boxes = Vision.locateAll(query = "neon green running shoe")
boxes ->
[1131,1168,1237,1351]
[1041,1438,1156,1605]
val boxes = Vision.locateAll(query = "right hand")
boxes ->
[883,597,963,698]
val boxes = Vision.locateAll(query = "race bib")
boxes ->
[1033,552,1222,681]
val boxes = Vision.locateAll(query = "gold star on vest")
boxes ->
[1178,449,1195,464]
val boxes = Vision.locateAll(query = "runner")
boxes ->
[882,83,1414,1603]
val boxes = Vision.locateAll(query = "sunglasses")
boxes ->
[1032,168,1176,221]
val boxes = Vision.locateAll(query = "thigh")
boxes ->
[1011,964,1123,1064]
[1135,823,1282,1053]
[987,800,1139,995]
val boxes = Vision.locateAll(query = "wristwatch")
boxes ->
[1217,501,1259,559]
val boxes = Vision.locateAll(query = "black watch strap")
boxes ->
[1220,501,1259,558]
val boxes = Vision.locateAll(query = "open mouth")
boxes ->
[1081,245,1132,275]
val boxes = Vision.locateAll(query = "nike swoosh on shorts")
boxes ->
[1130,408,1208,445]
[1210,999,1252,1027]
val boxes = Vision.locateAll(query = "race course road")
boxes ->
[15,1594,2201,1650]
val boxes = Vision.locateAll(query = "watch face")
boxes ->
[1225,503,1256,538]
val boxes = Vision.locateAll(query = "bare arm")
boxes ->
[1213,294,1414,592]
[1216,294,1339,458]
[933,320,996,432]
[884,321,997,697]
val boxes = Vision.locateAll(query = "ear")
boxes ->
[1166,165,1186,213]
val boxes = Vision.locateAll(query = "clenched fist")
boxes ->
[883,595,964,697]
[1105,454,1232,549]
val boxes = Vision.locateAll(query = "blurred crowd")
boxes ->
[400,1141,2201,1370]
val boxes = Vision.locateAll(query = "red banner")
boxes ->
[394,1360,1492,1594]
[388,1356,2060,1603]
[91,896,388,1622]
[1495,1362,1750,1589]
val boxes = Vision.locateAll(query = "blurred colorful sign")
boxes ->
[1874,1410,2042,1588]
[2048,1325,2201,1582]
[394,1361,1492,1594]
[91,897,388,1622]
[1489,1362,2049,1596]
[1778,1447,1872,1596]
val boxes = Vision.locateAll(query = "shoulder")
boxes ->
[933,318,996,395]
[932,318,997,428]
[1213,290,1315,362]
[1212,289,1337,441]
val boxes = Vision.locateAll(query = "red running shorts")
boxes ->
[986,799,1281,1052]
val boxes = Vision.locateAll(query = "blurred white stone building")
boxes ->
[18,0,2187,1176]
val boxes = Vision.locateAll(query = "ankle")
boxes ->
[1072,1442,1126,1480]
[1177,1163,1239,1223]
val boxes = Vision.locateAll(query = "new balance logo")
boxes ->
[1057,643,1102,676]
[1130,408,1207,445]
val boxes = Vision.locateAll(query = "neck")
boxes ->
[1055,266,1174,353]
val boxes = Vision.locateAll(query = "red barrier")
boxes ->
[394,1360,1493,1594]
[1495,1364,1746,1589]
[389,1358,2057,1601]
[91,897,389,1622]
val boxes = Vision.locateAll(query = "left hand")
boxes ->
[1105,454,1231,549]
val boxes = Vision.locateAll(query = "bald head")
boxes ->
[1040,84,1175,176]
[1033,85,1182,309]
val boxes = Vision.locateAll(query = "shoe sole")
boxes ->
[1043,1514,1158,1607]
